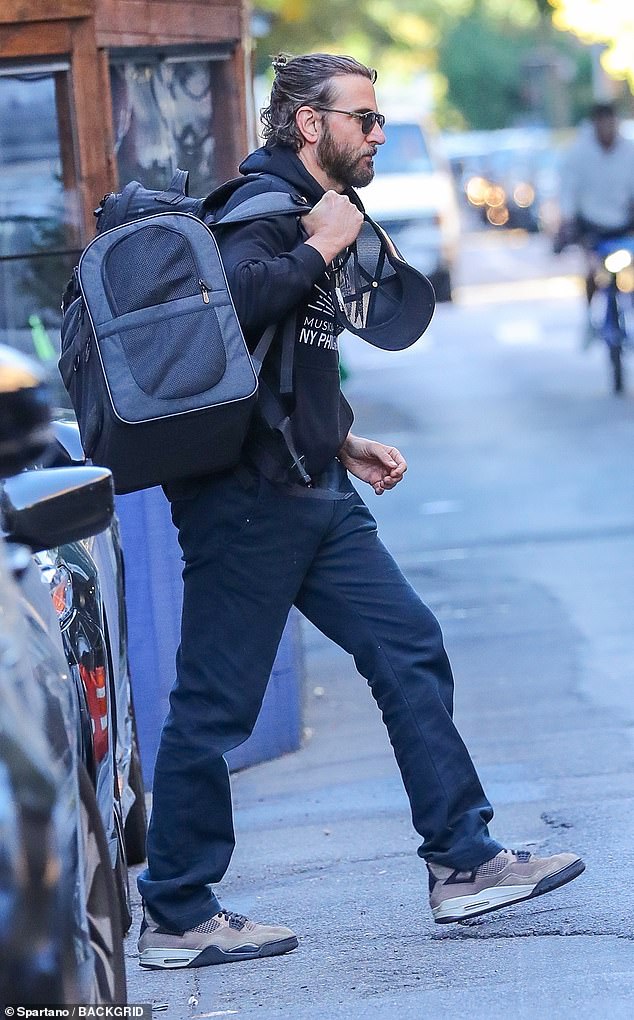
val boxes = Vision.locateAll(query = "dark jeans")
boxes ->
[138,461,501,930]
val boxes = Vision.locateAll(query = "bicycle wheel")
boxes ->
[609,344,624,394]
[595,281,626,394]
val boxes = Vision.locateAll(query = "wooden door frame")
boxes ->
[0,13,110,242]
[1,6,251,240]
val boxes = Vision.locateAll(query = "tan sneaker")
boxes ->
[138,907,298,968]
[428,848,585,924]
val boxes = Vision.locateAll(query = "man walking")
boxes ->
[137,52,584,970]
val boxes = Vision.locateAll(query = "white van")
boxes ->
[362,119,461,301]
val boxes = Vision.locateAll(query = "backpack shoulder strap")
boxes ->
[204,172,312,226]
[255,378,312,485]
[278,313,296,397]
[248,320,310,485]
[209,191,311,227]
[208,172,315,480]
[251,317,295,399]
[250,323,277,376]
[208,175,312,397]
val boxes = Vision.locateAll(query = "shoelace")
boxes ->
[216,909,248,928]
[506,849,532,861]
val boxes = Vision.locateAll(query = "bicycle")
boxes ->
[588,236,634,394]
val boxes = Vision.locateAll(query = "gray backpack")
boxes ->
[59,170,310,494]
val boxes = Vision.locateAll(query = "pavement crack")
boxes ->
[540,811,574,829]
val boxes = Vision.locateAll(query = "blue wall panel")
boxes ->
[115,487,303,785]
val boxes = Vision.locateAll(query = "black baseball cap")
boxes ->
[330,215,436,350]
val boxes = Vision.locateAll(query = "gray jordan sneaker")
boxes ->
[138,906,298,968]
[428,848,585,924]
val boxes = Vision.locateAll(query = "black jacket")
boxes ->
[213,144,355,481]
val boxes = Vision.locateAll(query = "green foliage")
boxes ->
[438,7,594,128]
[437,14,535,129]
[254,0,538,71]
[253,0,593,129]
[254,1,390,74]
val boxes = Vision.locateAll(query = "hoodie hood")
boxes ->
[239,144,364,210]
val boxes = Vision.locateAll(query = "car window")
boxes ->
[377,123,434,175]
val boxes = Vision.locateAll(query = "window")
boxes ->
[110,55,228,196]
[0,65,81,408]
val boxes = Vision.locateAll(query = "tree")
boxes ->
[437,13,536,129]
[253,0,445,77]
[437,2,592,128]
[549,1,634,93]
[252,0,594,128]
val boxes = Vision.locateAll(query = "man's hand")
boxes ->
[339,433,407,495]
[303,191,364,265]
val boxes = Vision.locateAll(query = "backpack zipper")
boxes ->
[199,279,210,303]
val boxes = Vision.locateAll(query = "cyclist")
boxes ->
[555,101,634,345]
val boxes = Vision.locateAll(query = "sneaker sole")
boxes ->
[139,936,299,969]
[433,858,585,924]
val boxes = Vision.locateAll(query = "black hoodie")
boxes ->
[213,144,355,481]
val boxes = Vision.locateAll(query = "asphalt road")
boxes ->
[126,228,634,1018]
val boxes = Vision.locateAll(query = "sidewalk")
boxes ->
[125,556,633,1019]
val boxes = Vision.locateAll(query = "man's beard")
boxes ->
[316,122,375,188]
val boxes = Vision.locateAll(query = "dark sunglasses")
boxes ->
[318,108,386,135]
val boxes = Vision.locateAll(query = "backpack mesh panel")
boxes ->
[332,220,403,330]
[105,225,201,315]
[117,307,226,400]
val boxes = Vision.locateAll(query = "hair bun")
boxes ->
[271,53,289,75]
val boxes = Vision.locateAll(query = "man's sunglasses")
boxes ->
[317,108,386,135]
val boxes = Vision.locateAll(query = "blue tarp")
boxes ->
[115,486,303,785]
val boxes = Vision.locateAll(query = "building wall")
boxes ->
[0,0,250,239]
[95,0,243,46]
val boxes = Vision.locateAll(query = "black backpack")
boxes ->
[59,170,311,494]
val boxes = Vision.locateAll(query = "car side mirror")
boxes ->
[1,466,115,552]
[0,345,53,478]
[47,419,87,467]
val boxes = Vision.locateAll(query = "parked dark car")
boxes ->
[447,128,561,234]
[0,339,148,939]
[0,345,127,1002]
[47,419,148,875]
[361,118,461,302]
[6,413,149,942]
[29,436,147,936]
